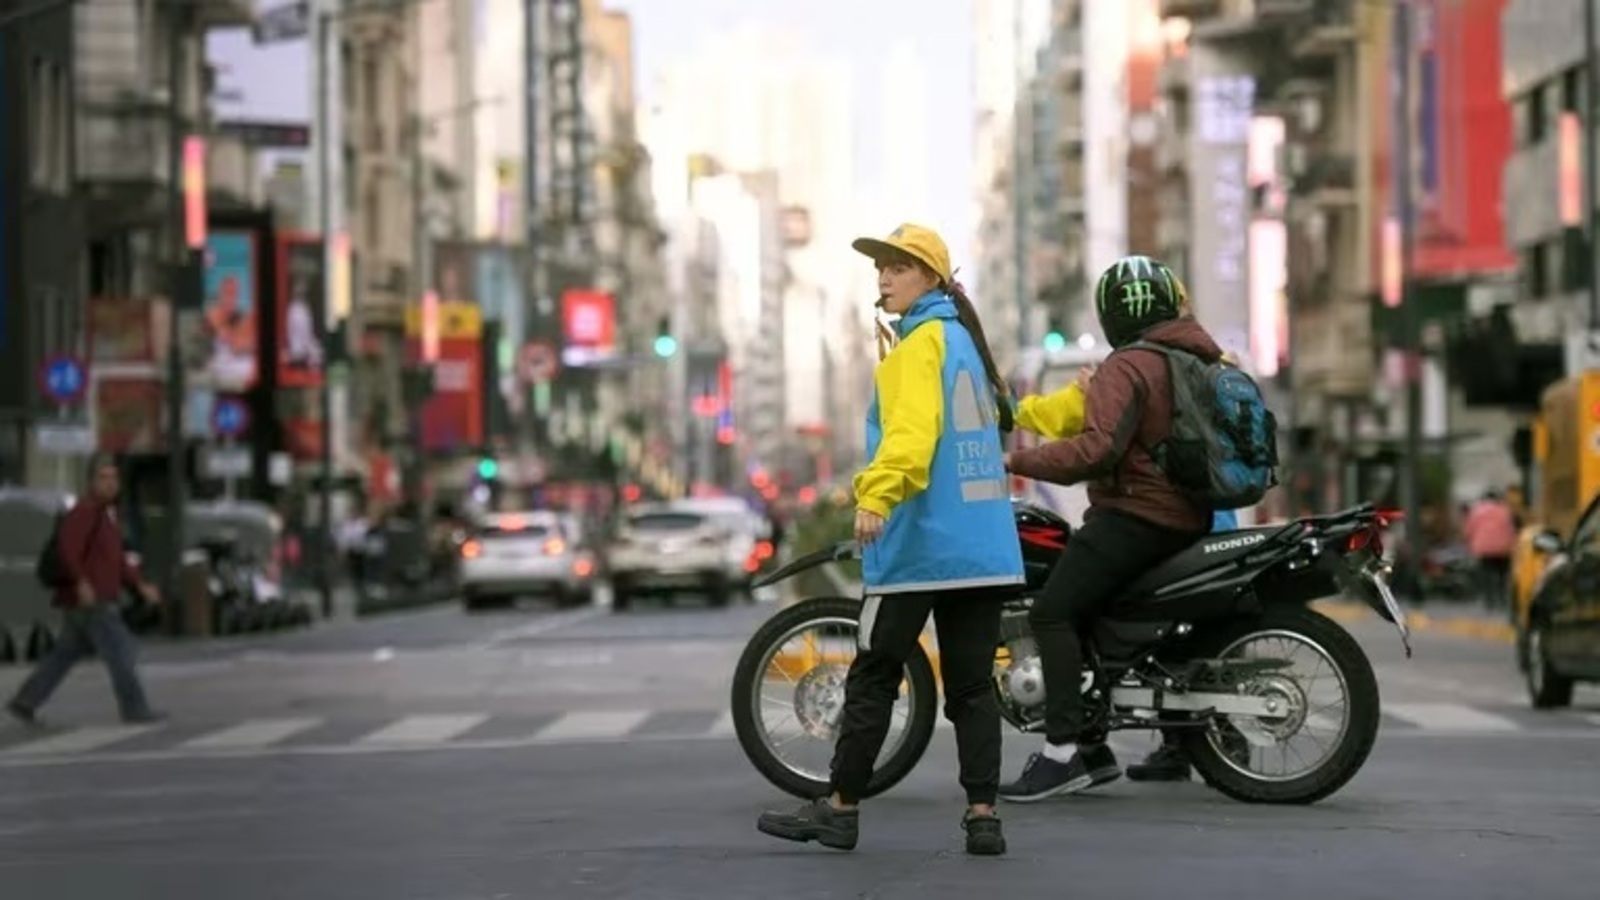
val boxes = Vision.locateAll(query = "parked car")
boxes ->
[1519,495,1600,708]
[459,510,595,610]
[605,505,739,611]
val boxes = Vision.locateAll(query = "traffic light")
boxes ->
[653,315,677,358]
[477,457,499,480]
[1042,330,1067,352]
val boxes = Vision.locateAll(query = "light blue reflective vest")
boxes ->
[862,292,1026,594]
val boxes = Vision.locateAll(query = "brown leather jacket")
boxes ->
[1008,317,1219,534]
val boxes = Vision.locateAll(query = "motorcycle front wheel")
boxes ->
[730,595,939,800]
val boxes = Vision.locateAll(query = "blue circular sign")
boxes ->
[212,397,250,437]
[39,355,88,404]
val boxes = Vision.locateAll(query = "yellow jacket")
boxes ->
[853,323,945,518]
[1015,384,1087,441]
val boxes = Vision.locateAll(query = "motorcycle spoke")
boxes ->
[1207,629,1351,782]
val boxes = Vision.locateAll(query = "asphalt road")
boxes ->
[1,593,1597,899]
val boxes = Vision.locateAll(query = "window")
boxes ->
[1524,242,1549,300]
[1525,83,1546,145]
[366,188,382,248]
[28,57,69,193]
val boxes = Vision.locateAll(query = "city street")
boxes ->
[0,595,1597,899]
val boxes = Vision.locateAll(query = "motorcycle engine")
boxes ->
[1001,637,1047,709]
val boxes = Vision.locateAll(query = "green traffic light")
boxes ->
[1042,331,1067,352]
[653,334,678,358]
[477,458,499,479]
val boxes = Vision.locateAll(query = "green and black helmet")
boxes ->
[1093,254,1187,347]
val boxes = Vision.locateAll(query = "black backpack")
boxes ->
[35,510,102,590]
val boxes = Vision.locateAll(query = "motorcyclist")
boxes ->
[1010,343,1241,784]
[998,255,1219,802]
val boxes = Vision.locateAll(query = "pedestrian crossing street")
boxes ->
[2,702,1598,766]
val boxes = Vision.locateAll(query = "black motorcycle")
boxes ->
[730,500,1411,806]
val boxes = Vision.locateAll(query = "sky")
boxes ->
[206,0,974,264]
[606,0,974,266]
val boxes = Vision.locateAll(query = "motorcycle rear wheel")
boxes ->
[731,595,939,800]
[1179,604,1381,805]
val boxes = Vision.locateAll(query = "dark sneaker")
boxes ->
[999,744,1122,803]
[756,798,859,851]
[5,700,38,727]
[962,811,1006,856]
[1126,742,1192,782]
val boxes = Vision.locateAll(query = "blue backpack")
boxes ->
[1127,341,1279,511]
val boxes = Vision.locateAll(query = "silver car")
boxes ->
[459,511,596,610]
[606,505,737,611]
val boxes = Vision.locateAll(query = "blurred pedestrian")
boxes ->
[1463,489,1516,610]
[756,223,1023,855]
[7,454,164,726]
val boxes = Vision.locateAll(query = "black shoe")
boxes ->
[1126,742,1192,782]
[5,700,38,727]
[756,798,859,851]
[963,811,1006,856]
[998,744,1122,803]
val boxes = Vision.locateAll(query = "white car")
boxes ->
[458,511,596,610]
[606,505,740,611]
[669,497,775,586]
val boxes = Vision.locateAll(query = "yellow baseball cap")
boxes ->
[851,223,953,284]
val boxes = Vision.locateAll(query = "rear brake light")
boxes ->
[755,540,774,560]
[543,538,566,555]
[573,556,595,578]
[461,539,482,559]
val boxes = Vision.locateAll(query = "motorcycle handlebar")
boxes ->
[750,540,860,589]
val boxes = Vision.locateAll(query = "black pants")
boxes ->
[830,588,1003,806]
[1030,509,1202,747]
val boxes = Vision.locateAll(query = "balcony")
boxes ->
[1290,152,1357,208]
[1158,0,1220,18]
[1291,0,1358,59]
[1056,109,1084,150]
[1293,297,1374,399]
[193,0,256,29]
[79,110,168,187]
[1255,0,1317,20]
[1156,52,1189,98]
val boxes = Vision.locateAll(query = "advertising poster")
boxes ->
[405,296,484,453]
[560,288,617,367]
[96,379,165,453]
[201,230,260,390]
[276,234,328,387]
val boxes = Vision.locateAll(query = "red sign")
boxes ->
[404,331,483,453]
[276,233,328,388]
[560,288,616,365]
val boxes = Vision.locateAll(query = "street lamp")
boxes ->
[311,0,416,618]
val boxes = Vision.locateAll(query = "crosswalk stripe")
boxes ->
[534,710,649,741]
[181,718,322,750]
[357,714,489,745]
[2,724,162,756]
[1384,702,1521,732]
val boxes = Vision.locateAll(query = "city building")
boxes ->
[646,27,865,484]
[1497,0,1593,407]
[0,0,81,483]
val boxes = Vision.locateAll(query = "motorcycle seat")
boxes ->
[1121,526,1281,599]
